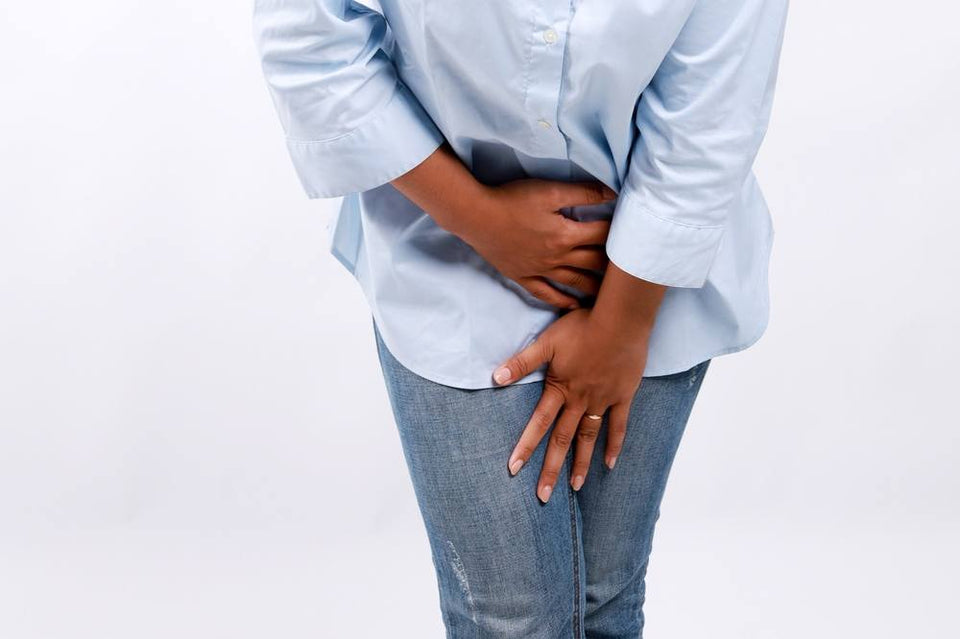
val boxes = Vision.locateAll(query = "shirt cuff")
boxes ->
[284,80,445,199]
[605,190,725,288]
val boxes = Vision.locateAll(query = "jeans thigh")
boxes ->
[373,319,583,638]
[576,359,710,638]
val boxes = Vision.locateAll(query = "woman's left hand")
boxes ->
[492,306,653,503]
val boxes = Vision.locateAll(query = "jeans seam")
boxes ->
[567,472,582,638]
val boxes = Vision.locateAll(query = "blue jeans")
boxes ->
[373,318,710,638]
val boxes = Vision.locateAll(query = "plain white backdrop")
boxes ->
[1,1,958,637]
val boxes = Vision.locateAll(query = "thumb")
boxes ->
[493,336,552,386]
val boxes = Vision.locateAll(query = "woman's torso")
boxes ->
[331,0,774,388]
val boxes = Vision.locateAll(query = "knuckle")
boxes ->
[512,358,529,378]
[546,184,564,204]
[544,380,568,402]
[544,254,563,270]
[531,411,553,434]
[546,230,569,254]
[525,282,548,300]
[533,339,551,363]
[560,223,579,249]
[576,428,599,443]
[551,429,574,448]
[566,269,585,288]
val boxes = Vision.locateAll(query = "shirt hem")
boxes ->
[373,313,771,391]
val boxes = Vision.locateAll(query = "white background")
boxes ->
[1,1,958,637]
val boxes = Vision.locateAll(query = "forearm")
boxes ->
[389,141,491,238]
[591,260,667,338]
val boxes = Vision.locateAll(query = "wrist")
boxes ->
[433,181,499,241]
[591,260,666,338]
[389,142,501,243]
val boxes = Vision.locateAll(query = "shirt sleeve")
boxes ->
[605,0,789,288]
[252,0,446,199]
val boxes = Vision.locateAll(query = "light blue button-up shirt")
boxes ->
[253,0,789,389]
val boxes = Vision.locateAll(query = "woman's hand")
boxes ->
[390,143,617,309]
[492,262,668,502]
[461,178,617,309]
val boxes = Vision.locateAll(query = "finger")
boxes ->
[605,402,630,470]
[562,217,611,247]
[493,329,554,386]
[549,181,618,208]
[507,384,565,476]
[522,277,580,311]
[565,247,609,272]
[547,266,601,297]
[569,409,605,491]
[536,403,584,503]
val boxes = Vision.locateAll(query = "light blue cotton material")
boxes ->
[253,0,790,389]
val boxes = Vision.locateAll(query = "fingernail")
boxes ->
[606,456,617,470]
[571,475,584,491]
[509,458,524,476]
[493,366,512,384]
[538,484,553,503]
[602,185,617,198]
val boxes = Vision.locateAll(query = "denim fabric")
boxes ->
[372,317,710,638]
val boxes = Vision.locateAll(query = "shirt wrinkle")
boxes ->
[253,0,790,389]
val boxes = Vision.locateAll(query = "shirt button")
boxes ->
[537,119,552,129]
[543,28,558,44]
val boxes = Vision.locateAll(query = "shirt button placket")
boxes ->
[527,4,570,158]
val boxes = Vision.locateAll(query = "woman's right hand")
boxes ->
[463,178,616,309]
[391,143,617,309]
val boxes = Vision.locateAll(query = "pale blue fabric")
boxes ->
[253,0,789,389]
